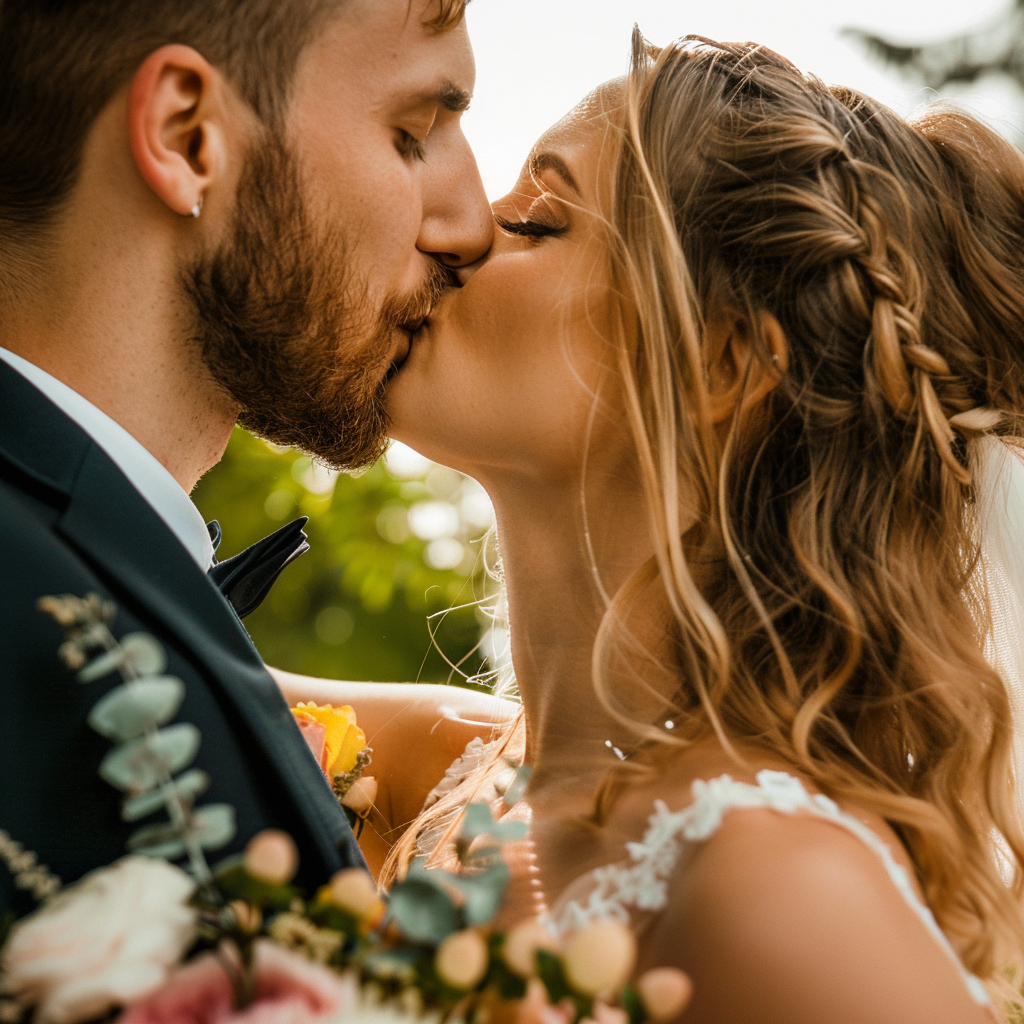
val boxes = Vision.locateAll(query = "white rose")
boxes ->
[2,856,198,1024]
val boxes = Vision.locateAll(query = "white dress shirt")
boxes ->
[0,347,215,570]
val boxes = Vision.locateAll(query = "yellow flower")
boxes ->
[290,703,367,778]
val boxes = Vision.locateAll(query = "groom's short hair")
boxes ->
[0,0,468,260]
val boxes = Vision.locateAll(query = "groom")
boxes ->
[0,0,492,913]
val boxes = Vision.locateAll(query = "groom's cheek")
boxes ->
[287,109,424,296]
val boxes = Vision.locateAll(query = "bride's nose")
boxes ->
[417,134,494,269]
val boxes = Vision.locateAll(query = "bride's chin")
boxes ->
[384,376,452,464]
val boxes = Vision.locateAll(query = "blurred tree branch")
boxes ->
[193,429,500,685]
[844,3,1024,92]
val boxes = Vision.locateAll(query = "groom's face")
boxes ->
[289,0,490,321]
[188,0,491,472]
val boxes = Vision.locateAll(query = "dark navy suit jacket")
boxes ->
[0,360,363,915]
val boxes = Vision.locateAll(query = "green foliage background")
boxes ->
[193,429,498,684]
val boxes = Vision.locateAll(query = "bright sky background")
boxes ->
[461,0,1023,200]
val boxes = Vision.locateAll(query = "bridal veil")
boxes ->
[972,436,1024,818]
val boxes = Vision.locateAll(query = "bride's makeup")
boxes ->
[494,185,572,240]
[493,213,567,239]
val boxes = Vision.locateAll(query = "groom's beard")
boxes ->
[183,136,453,472]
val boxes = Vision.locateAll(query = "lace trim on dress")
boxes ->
[547,769,990,1008]
[422,737,498,811]
[417,737,519,859]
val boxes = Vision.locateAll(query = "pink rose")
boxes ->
[293,716,329,777]
[1,857,197,1024]
[249,942,347,1015]
[118,940,348,1024]
[116,954,233,1024]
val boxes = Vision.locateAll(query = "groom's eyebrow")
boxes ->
[420,80,472,113]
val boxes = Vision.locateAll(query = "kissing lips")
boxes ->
[387,318,429,379]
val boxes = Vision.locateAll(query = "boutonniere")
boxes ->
[291,703,377,833]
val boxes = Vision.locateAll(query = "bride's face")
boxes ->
[387,85,626,482]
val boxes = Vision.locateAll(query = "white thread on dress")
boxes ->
[548,770,990,1007]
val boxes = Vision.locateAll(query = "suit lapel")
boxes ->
[0,362,356,871]
[58,443,260,663]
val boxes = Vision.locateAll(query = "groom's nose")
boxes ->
[417,134,494,268]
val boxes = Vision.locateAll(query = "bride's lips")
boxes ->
[387,318,429,377]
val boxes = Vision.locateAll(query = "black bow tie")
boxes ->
[206,518,310,619]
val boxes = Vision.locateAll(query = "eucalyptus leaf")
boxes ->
[191,803,236,851]
[77,647,125,684]
[461,802,495,839]
[127,820,187,860]
[122,769,210,821]
[129,837,189,860]
[88,676,186,741]
[99,723,201,793]
[387,877,460,944]
[503,766,533,809]
[77,632,168,684]
[536,950,573,1006]
[448,860,510,926]
[119,633,168,677]
[461,802,529,843]
[406,857,465,892]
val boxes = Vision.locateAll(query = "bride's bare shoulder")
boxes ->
[643,797,991,1024]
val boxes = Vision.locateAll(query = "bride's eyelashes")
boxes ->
[493,214,568,240]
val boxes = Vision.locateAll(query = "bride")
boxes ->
[367,31,1024,1023]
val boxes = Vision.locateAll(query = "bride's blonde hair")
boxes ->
[387,31,1024,996]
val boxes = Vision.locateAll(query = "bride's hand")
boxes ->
[269,670,519,875]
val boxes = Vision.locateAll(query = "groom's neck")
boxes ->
[0,207,238,495]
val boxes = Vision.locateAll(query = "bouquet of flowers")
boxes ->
[0,596,692,1024]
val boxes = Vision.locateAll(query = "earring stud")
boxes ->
[190,195,204,219]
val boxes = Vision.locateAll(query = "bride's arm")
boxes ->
[269,669,519,877]
[646,809,994,1024]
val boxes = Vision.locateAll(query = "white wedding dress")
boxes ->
[544,769,991,1009]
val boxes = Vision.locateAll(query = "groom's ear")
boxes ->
[127,45,236,220]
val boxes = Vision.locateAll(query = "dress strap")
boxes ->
[548,770,990,1008]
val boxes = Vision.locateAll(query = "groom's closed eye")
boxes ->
[391,80,473,163]
[396,130,428,163]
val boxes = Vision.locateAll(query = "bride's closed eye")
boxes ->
[494,214,568,240]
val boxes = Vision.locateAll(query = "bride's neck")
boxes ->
[485,468,673,795]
